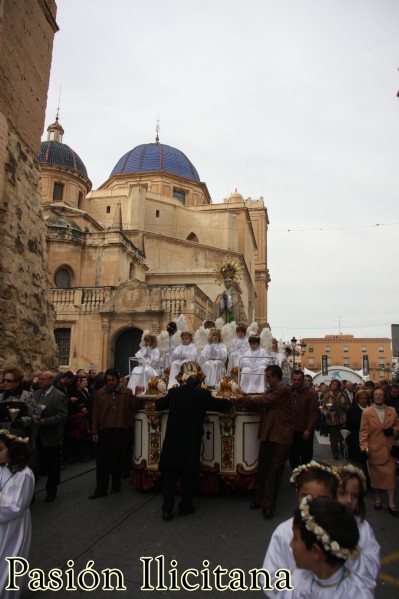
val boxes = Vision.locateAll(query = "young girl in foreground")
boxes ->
[285,496,373,598]
[0,429,35,599]
[336,464,380,590]
[263,461,379,593]
[263,461,339,584]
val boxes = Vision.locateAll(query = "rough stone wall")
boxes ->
[0,0,59,373]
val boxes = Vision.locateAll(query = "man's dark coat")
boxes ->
[156,386,231,473]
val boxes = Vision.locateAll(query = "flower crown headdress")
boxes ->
[300,495,360,560]
[336,464,367,492]
[290,460,340,485]
[0,429,29,444]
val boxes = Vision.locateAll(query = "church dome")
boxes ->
[111,142,200,182]
[39,140,88,178]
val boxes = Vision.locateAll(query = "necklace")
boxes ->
[312,567,350,590]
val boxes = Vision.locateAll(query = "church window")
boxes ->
[54,328,71,365]
[106,206,111,214]
[187,232,198,242]
[53,182,64,201]
[54,268,71,289]
[78,191,83,209]
[173,189,186,204]
[156,210,160,217]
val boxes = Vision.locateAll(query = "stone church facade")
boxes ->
[0,0,59,373]
[39,121,271,374]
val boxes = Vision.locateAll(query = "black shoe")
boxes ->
[179,506,196,516]
[250,501,262,510]
[262,508,273,519]
[388,507,399,517]
[88,491,107,500]
[162,511,173,521]
[45,494,56,503]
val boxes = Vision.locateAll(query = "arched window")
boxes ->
[187,232,198,242]
[54,268,71,289]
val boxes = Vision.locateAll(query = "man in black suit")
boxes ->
[34,371,68,502]
[155,375,231,520]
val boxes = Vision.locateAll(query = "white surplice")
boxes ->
[227,336,249,375]
[128,347,160,392]
[0,465,35,599]
[262,515,380,595]
[239,347,268,393]
[200,343,228,387]
[167,343,198,389]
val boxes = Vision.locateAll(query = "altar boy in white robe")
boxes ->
[239,335,268,393]
[167,332,198,389]
[227,323,249,376]
[200,329,227,388]
[128,334,160,393]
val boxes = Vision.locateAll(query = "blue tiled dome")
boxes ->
[39,140,88,178]
[111,143,200,181]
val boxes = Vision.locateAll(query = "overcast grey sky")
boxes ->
[44,0,399,344]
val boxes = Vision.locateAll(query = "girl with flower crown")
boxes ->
[263,461,340,589]
[336,464,380,591]
[283,497,373,599]
[262,461,379,594]
[0,429,35,598]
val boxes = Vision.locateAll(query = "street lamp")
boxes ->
[291,337,307,369]
[291,337,297,369]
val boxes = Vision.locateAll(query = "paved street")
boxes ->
[18,438,399,597]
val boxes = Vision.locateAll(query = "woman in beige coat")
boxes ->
[359,385,399,516]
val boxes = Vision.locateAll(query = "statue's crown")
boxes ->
[220,264,236,280]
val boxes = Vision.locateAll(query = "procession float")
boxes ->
[130,262,292,493]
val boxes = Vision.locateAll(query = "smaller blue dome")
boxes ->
[39,140,88,178]
[111,143,200,182]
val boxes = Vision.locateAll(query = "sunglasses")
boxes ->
[2,379,14,383]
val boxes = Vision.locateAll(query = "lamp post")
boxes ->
[291,337,307,370]
[291,337,297,369]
